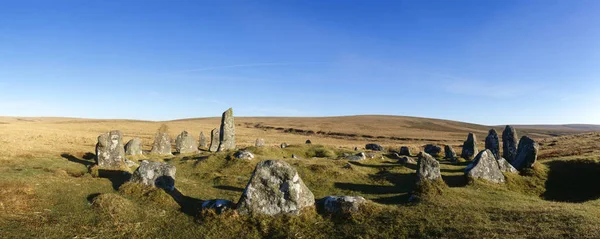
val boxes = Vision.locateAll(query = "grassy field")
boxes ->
[1,116,600,238]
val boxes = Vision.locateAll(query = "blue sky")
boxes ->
[1,0,599,125]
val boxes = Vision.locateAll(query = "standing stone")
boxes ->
[511,136,539,170]
[129,160,176,191]
[416,152,442,183]
[175,131,199,154]
[209,128,220,152]
[365,143,384,151]
[237,160,315,215]
[464,150,505,183]
[217,108,235,152]
[444,145,457,160]
[124,138,143,156]
[502,125,518,162]
[305,139,312,144]
[255,138,265,147]
[485,129,500,159]
[399,146,411,156]
[95,130,126,167]
[150,125,172,155]
[461,132,478,160]
[497,158,519,173]
[424,144,443,157]
[199,132,207,149]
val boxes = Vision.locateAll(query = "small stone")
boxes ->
[346,152,366,161]
[354,147,358,151]
[305,139,312,144]
[201,199,235,214]
[175,131,199,154]
[444,145,457,160]
[234,150,254,160]
[365,143,384,151]
[255,138,265,147]
[124,159,138,168]
[464,150,505,183]
[124,138,143,156]
[129,160,176,191]
[342,163,353,169]
[95,130,125,168]
[512,136,539,170]
[424,144,442,157]
[280,143,288,148]
[318,196,367,214]
[399,146,411,156]
[365,152,376,159]
[291,154,299,159]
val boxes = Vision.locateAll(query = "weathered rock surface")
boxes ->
[485,129,500,159]
[209,128,220,152]
[424,144,443,157]
[444,145,457,160]
[217,108,236,152]
[464,150,505,183]
[399,146,411,156]
[175,131,199,154]
[512,136,539,170]
[255,138,265,147]
[234,150,254,160]
[346,152,366,161]
[317,196,367,214]
[416,152,442,182]
[124,137,143,156]
[497,158,518,173]
[237,160,315,215]
[365,143,384,151]
[502,125,518,162]
[199,132,207,149]
[150,127,172,155]
[130,160,176,191]
[461,132,478,160]
[124,159,138,168]
[201,199,235,214]
[399,156,416,164]
[96,130,125,167]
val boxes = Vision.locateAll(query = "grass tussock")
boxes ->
[91,193,139,223]
[118,182,179,209]
[0,182,35,215]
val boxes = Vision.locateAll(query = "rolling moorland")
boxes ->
[1,115,600,238]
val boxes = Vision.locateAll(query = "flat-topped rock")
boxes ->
[346,152,366,161]
[96,130,125,168]
[201,199,235,214]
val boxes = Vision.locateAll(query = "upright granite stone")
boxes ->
[318,196,367,214]
[150,125,172,155]
[129,160,176,191]
[444,145,457,160]
[416,152,442,182]
[511,136,539,170]
[199,132,207,149]
[255,138,265,147]
[464,150,505,183]
[95,130,126,167]
[175,131,199,154]
[217,108,235,152]
[209,128,220,152]
[485,129,500,159]
[124,137,143,156]
[461,132,478,160]
[502,125,518,162]
[237,160,315,215]
[424,144,443,157]
[399,146,411,156]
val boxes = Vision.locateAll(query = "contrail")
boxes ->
[168,61,328,74]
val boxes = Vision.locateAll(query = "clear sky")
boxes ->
[1,0,599,125]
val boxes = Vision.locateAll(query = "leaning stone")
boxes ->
[502,125,518,162]
[150,126,172,155]
[365,143,384,151]
[209,128,220,152]
[217,108,236,151]
[512,136,539,170]
[346,152,366,161]
[444,145,457,160]
[461,132,479,160]
[497,158,518,173]
[485,129,500,159]
[234,150,254,160]
[416,152,442,182]
[399,146,411,156]
[96,130,126,168]
[199,132,207,149]
[129,160,176,191]
[255,138,265,147]
[465,150,505,183]
[237,160,315,215]
[424,144,443,157]
[317,196,367,214]
[399,156,416,164]
[124,138,143,156]
[201,199,235,214]
[175,131,199,154]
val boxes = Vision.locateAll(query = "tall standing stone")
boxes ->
[511,136,539,170]
[416,152,442,183]
[96,130,126,167]
[150,125,172,155]
[124,138,143,156]
[461,132,478,160]
[175,131,199,154]
[199,132,207,149]
[209,128,220,152]
[502,125,518,162]
[237,160,315,215]
[485,129,500,159]
[217,108,236,152]
[464,150,505,183]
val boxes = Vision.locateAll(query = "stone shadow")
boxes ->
[162,187,205,217]
[61,153,95,167]
[543,159,600,202]
[442,175,468,187]
[334,171,416,205]
[97,169,131,190]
